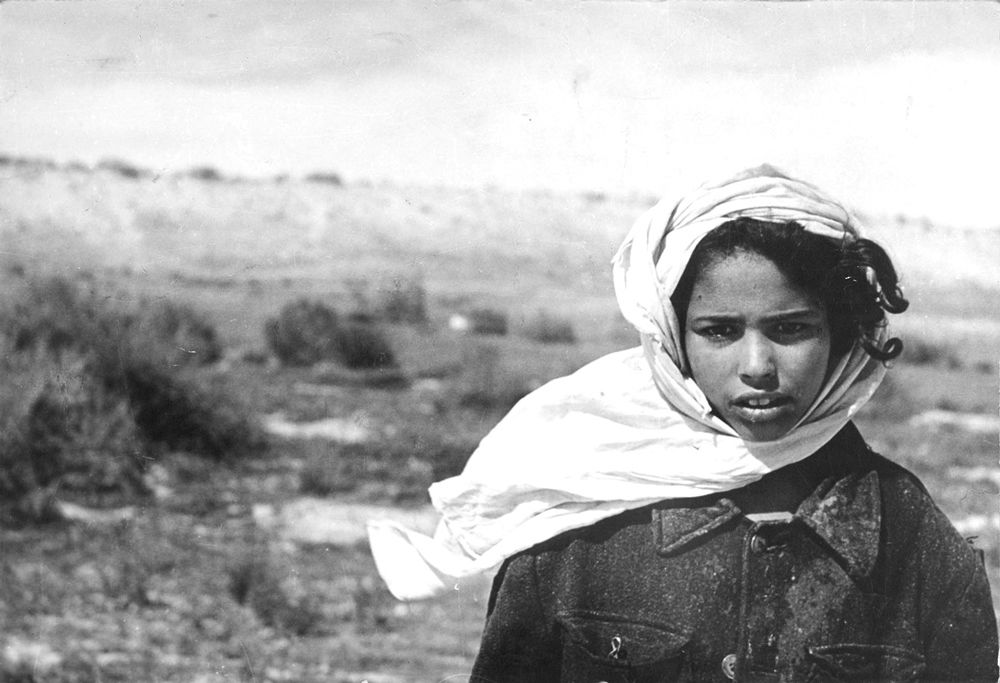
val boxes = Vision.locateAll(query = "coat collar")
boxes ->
[654,469,882,578]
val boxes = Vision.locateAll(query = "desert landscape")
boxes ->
[0,156,997,681]
[2,2,999,679]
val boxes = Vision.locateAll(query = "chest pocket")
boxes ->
[806,643,925,681]
[556,611,691,683]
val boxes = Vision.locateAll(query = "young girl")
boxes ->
[368,166,998,681]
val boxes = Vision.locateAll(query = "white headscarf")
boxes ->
[368,165,889,600]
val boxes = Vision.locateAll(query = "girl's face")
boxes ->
[683,250,831,442]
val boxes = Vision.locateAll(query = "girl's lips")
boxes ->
[729,395,793,424]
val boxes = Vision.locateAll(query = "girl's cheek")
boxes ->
[797,340,833,400]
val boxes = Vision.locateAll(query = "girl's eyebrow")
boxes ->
[688,313,739,323]
[761,308,824,322]
[688,308,823,324]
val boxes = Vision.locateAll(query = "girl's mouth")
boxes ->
[729,395,793,423]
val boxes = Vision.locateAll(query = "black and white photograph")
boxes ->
[1,2,998,681]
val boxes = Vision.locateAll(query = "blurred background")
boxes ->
[1,2,997,681]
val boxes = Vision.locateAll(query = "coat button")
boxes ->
[749,533,767,553]
[721,653,737,679]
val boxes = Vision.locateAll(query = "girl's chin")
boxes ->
[737,426,793,442]
[721,413,798,442]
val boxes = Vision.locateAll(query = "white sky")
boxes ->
[1,1,998,228]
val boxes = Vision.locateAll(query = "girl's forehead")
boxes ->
[687,251,820,314]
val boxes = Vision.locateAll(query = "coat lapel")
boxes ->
[651,469,882,579]
[796,470,882,578]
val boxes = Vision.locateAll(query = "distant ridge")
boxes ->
[1,159,996,295]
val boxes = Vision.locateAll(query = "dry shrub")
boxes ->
[973,360,994,375]
[0,351,146,516]
[6,277,223,367]
[8,277,105,356]
[144,300,222,365]
[188,165,223,181]
[304,171,343,186]
[264,299,340,366]
[96,157,148,180]
[265,298,397,369]
[467,308,509,336]
[524,310,577,345]
[108,357,265,460]
[24,364,144,493]
[334,322,397,370]
[0,276,263,514]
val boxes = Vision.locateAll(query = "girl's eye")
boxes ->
[774,321,810,336]
[696,324,738,340]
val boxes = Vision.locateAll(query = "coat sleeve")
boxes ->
[917,503,999,682]
[469,552,561,683]
[924,557,998,682]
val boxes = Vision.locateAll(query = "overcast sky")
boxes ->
[1,1,998,228]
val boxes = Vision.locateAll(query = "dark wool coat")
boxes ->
[470,424,998,682]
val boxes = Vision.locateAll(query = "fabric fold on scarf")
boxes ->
[368,164,889,601]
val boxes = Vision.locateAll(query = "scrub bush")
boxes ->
[4,277,223,367]
[0,276,264,513]
[105,356,265,460]
[140,300,223,366]
[523,310,577,344]
[467,308,509,336]
[264,299,340,366]
[7,276,105,356]
[97,158,148,180]
[333,322,397,370]
[265,298,397,369]
[0,351,146,510]
[973,360,994,375]
[304,171,343,186]
[188,166,223,182]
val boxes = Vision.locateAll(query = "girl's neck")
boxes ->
[728,459,824,515]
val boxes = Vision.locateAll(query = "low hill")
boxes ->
[1,159,997,347]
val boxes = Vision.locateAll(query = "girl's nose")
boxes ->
[738,334,777,386]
